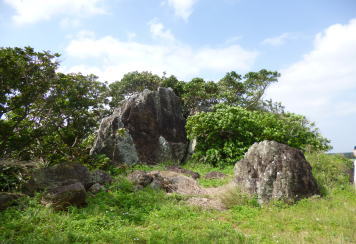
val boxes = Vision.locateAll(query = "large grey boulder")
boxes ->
[41,181,87,210]
[24,163,91,195]
[234,141,319,204]
[23,163,113,210]
[91,88,188,165]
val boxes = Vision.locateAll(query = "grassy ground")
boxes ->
[0,153,355,243]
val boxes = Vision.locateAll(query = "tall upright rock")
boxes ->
[234,140,319,204]
[91,88,188,165]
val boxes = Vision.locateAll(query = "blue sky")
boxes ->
[1,0,355,152]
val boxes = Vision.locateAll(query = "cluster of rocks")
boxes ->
[1,88,323,211]
[1,163,112,211]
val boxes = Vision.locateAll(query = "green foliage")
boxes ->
[0,47,59,159]
[217,69,280,110]
[0,164,25,191]
[186,104,331,166]
[220,188,260,209]
[0,160,41,191]
[108,70,282,117]
[0,47,109,164]
[307,153,353,194]
[0,154,355,244]
[108,71,162,107]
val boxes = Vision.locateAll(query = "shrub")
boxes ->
[306,153,353,194]
[186,104,331,167]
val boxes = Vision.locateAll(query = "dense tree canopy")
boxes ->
[109,69,281,116]
[0,46,331,167]
[0,47,108,163]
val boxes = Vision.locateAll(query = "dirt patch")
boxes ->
[186,197,226,211]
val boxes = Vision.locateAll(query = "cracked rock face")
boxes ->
[91,88,188,165]
[234,141,319,204]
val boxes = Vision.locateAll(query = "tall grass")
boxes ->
[0,153,355,243]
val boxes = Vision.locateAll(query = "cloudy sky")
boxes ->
[1,0,355,152]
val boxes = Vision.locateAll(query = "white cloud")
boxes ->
[63,29,257,82]
[266,19,356,151]
[4,0,106,25]
[149,19,175,42]
[262,32,297,46]
[165,0,198,21]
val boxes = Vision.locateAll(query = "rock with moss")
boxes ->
[41,181,86,210]
[234,140,319,204]
[24,163,91,195]
[91,88,188,165]
[0,192,24,211]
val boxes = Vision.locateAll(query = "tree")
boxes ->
[0,47,59,158]
[217,69,280,110]
[29,73,108,163]
[0,47,109,163]
[109,71,162,108]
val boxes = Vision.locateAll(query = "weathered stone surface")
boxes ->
[204,171,227,179]
[90,170,112,186]
[41,182,86,210]
[0,192,24,211]
[88,183,105,194]
[128,170,204,195]
[166,165,200,179]
[234,141,319,204]
[127,170,154,189]
[148,172,177,193]
[24,163,91,195]
[91,88,188,165]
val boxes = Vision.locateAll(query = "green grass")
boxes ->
[1,153,355,243]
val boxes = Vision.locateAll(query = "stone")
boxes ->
[204,171,227,179]
[234,141,319,204]
[166,165,200,179]
[88,183,105,194]
[91,88,188,165]
[128,170,204,195]
[127,170,153,189]
[90,170,112,186]
[24,163,91,195]
[148,172,177,193]
[0,192,24,211]
[41,182,86,210]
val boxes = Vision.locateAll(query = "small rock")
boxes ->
[90,170,112,186]
[166,166,200,179]
[88,183,105,194]
[149,173,177,192]
[41,182,86,211]
[204,172,227,179]
[127,171,153,188]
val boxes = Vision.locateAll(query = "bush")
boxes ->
[0,160,40,191]
[186,104,331,167]
[307,153,353,194]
